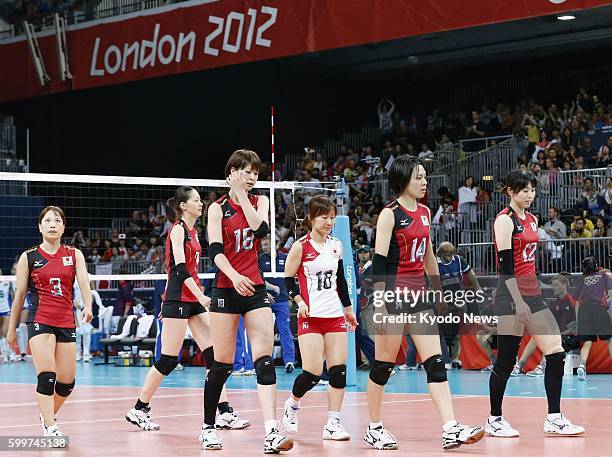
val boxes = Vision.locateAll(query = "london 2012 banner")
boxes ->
[1,0,611,102]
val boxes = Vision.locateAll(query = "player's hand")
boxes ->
[436,300,448,315]
[81,308,93,324]
[227,170,249,195]
[232,274,256,296]
[266,293,276,305]
[345,311,358,332]
[297,301,309,318]
[6,328,19,354]
[515,301,532,326]
[201,295,212,310]
[270,284,280,296]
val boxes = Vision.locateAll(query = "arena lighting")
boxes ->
[557,15,576,21]
[481,176,493,181]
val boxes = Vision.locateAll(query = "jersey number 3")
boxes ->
[410,238,427,263]
[234,228,254,252]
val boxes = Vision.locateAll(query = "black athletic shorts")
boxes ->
[161,301,207,319]
[27,322,76,343]
[576,303,612,342]
[493,294,548,316]
[210,285,271,315]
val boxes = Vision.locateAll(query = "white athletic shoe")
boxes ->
[317,379,329,386]
[281,399,299,434]
[397,364,417,371]
[442,423,485,450]
[199,426,222,450]
[577,366,587,381]
[125,407,160,431]
[363,424,399,450]
[481,363,494,373]
[175,363,184,371]
[76,353,82,361]
[510,364,522,377]
[543,415,585,436]
[485,417,519,437]
[264,428,294,454]
[215,411,251,430]
[232,369,244,376]
[243,369,256,376]
[323,421,351,441]
[527,365,545,377]
[83,354,92,363]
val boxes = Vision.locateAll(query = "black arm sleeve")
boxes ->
[285,276,302,301]
[498,249,515,276]
[252,221,270,239]
[372,253,387,284]
[336,259,352,308]
[209,242,224,266]
[175,263,191,283]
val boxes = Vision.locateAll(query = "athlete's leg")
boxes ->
[29,333,57,427]
[53,341,77,414]
[368,332,403,423]
[138,318,188,404]
[517,338,538,371]
[203,313,239,427]
[324,331,348,413]
[244,307,277,423]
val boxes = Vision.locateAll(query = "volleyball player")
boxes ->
[126,186,249,433]
[0,270,13,363]
[281,195,358,441]
[201,150,293,453]
[574,256,612,381]
[364,155,484,450]
[6,206,94,438]
[485,170,584,437]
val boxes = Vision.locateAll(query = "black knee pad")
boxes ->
[203,346,214,369]
[369,360,395,386]
[291,370,321,398]
[205,360,233,385]
[491,335,521,381]
[153,354,179,376]
[36,371,56,396]
[254,356,276,385]
[545,351,565,376]
[423,355,447,383]
[328,364,347,388]
[55,379,75,397]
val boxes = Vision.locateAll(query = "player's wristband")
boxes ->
[175,263,191,283]
[498,249,514,276]
[253,221,269,239]
[209,242,224,266]
[285,276,302,301]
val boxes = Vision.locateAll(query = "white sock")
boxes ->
[327,411,341,424]
[547,413,562,421]
[369,421,383,429]
[287,397,300,410]
[488,415,502,423]
[264,420,277,435]
[443,420,458,432]
[18,323,28,355]
[0,337,6,356]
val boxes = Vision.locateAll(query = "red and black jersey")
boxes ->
[213,194,265,289]
[386,200,431,291]
[26,245,76,328]
[494,207,540,296]
[163,219,201,302]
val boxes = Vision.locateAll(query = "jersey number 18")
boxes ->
[233,228,254,252]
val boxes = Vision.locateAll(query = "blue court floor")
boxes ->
[1,360,610,399]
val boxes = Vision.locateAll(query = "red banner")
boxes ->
[2,0,612,102]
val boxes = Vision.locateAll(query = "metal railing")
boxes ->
[0,123,16,154]
[458,134,513,152]
[457,237,612,276]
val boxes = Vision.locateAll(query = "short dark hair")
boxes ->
[39,206,66,225]
[502,170,538,196]
[224,149,261,177]
[307,195,337,224]
[388,155,424,195]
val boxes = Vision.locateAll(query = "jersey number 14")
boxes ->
[410,238,427,262]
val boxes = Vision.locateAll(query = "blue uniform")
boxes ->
[258,252,295,365]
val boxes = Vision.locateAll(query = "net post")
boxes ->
[332,214,357,386]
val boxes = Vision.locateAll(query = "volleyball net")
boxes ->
[0,172,344,287]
